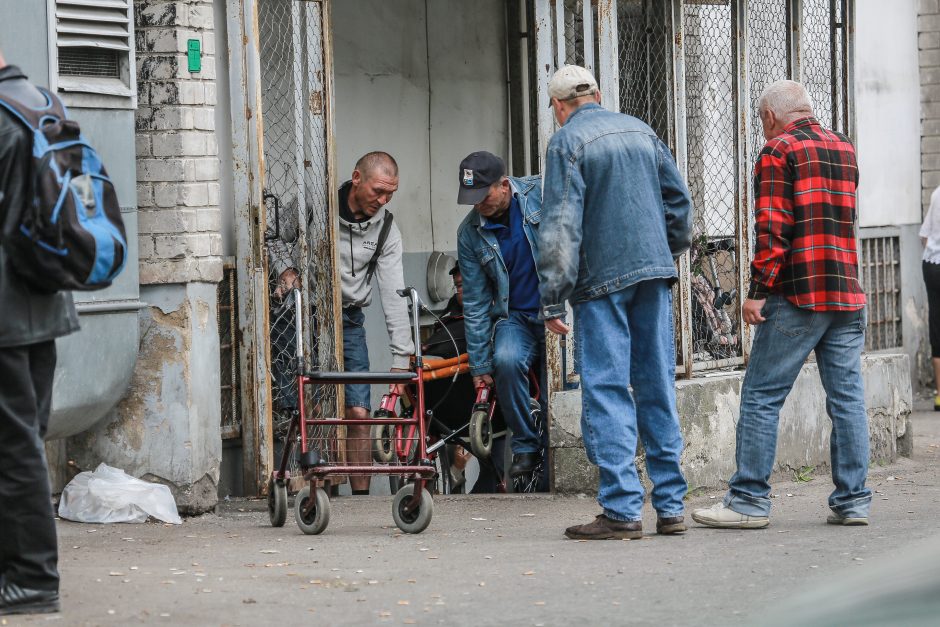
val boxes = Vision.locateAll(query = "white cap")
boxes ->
[548,65,599,102]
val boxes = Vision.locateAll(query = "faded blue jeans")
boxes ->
[493,310,546,455]
[574,279,686,522]
[725,295,872,518]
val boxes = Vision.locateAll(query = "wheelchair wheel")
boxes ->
[371,411,395,463]
[267,476,287,527]
[469,409,493,459]
[294,485,330,535]
[392,484,433,534]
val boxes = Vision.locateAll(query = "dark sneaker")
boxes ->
[565,514,643,540]
[509,452,539,477]
[656,515,687,535]
[0,582,60,616]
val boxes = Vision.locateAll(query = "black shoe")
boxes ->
[0,581,60,616]
[509,452,539,477]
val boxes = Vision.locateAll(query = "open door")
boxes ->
[227,0,342,495]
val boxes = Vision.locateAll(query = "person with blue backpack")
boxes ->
[0,49,126,616]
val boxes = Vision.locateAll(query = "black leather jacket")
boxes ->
[0,65,78,348]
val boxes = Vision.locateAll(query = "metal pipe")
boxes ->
[74,300,146,314]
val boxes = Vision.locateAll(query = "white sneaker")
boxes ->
[826,512,868,526]
[691,502,769,529]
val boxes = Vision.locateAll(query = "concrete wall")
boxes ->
[331,0,508,406]
[551,354,914,495]
[856,0,921,228]
[0,3,142,446]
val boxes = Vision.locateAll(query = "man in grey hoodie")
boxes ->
[275,152,413,494]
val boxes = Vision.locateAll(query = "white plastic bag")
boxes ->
[58,463,182,524]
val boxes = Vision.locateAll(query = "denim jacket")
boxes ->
[456,175,543,376]
[538,103,693,319]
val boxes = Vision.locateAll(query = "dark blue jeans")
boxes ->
[342,307,371,410]
[493,311,546,455]
[725,295,871,518]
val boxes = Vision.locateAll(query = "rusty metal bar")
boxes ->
[734,0,752,365]
[555,0,566,69]
[789,0,801,82]
[582,0,595,74]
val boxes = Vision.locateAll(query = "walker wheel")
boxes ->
[371,411,395,463]
[469,409,493,459]
[392,485,433,534]
[267,476,287,527]
[294,486,330,535]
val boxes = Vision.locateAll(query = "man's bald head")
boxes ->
[354,151,398,181]
[0,49,6,69]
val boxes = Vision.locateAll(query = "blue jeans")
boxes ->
[574,279,686,522]
[493,310,546,455]
[343,307,371,410]
[725,295,871,518]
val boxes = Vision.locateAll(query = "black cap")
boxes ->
[457,151,505,205]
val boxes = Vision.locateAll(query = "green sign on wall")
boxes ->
[187,39,201,73]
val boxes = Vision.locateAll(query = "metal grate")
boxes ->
[562,0,587,67]
[617,0,673,148]
[258,0,338,452]
[861,237,902,352]
[54,0,132,51]
[58,47,120,78]
[683,0,742,367]
[219,264,241,440]
[746,0,789,169]
[800,0,834,129]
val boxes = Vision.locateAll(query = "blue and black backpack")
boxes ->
[0,88,126,292]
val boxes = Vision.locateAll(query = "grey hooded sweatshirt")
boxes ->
[337,182,414,369]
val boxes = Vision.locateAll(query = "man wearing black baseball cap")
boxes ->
[455,151,548,487]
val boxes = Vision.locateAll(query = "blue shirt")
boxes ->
[482,195,540,314]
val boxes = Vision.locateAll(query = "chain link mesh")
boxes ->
[683,0,741,365]
[257,0,338,463]
[800,0,834,129]
[617,0,673,148]
[563,0,587,66]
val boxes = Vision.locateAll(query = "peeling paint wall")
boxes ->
[550,354,913,495]
[69,284,222,514]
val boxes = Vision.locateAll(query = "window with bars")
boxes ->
[49,0,136,101]
[861,237,902,352]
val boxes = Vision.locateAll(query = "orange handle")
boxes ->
[421,362,470,381]
[421,353,469,371]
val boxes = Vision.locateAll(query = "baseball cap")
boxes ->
[457,151,505,205]
[548,64,598,105]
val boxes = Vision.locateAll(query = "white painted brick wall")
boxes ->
[923,1,940,217]
[135,0,222,285]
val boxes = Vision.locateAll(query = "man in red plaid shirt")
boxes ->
[693,80,871,529]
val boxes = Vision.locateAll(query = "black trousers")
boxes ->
[925,261,940,359]
[0,341,59,591]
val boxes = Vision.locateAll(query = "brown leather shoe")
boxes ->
[656,515,687,535]
[564,514,642,540]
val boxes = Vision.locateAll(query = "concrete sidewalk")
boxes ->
[8,409,940,627]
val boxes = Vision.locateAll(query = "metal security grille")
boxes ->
[683,0,742,367]
[218,264,241,440]
[746,0,789,168]
[562,0,588,66]
[257,0,339,452]
[800,0,835,129]
[617,0,673,148]
[861,237,902,352]
[58,48,120,78]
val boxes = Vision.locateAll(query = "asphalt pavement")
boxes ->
[6,407,940,627]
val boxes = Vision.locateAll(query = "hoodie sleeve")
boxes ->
[374,220,415,369]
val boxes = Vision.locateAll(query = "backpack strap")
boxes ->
[365,212,394,284]
[0,88,65,131]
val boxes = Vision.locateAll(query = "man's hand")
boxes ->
[545,318,570,336]
[743,298,767,326]
[472,374,494,388]
[389,367,410,395]
[274,268,301,300]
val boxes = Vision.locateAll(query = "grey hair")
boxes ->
[758,80,814,122]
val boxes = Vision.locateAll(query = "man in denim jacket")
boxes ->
[456,151,547,481]
[538,66,693,539]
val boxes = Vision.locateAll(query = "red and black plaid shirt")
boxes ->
[747,116,865,311]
